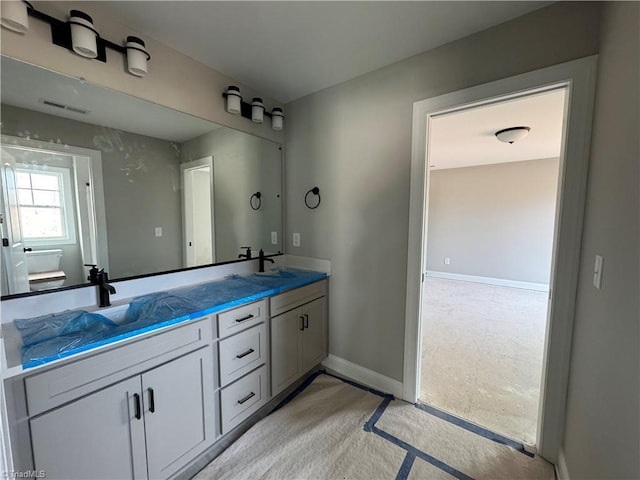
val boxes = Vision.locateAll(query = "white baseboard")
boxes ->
[321,354,404,399]
[426,270,549,292]
[555,447,570,480]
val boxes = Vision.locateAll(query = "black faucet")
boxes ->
[85,264,99,284]
[239,246,252,260]
[96,269,116,307]
[258,249,275,272]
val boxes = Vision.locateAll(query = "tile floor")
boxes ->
[420,277,548,445]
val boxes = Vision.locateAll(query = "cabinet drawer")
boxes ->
[217,300,267,339]
[219,322,268,387]
[220,365,268,434]
[270,280,326,317]
[25,317,212,417]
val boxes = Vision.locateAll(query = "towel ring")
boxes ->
[304,187,321,209]
[250,192,262,210]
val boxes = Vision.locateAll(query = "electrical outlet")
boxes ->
[293,233,301,247]
[271,231,278,245]
[155,227,163,237]
[444,257,450,265]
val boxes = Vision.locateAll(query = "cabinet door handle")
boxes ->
[133,393,141,420]
[236,348,255,359]
[299,316,305,331]
[235,314,254,323]
[237,392,255,405]
[304,314,309,329]
[148,388,155,413]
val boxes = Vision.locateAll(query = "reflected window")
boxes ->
[16,166,77,245]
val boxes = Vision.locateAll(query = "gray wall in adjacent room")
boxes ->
[426,158,559,285]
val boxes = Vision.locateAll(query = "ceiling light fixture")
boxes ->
[495,126,531,144]
[223,87,284,131]
[1,3,150,77]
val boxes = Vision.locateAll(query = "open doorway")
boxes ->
[419,88,565,446]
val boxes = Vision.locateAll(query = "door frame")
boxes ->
[402,56,598,462]
[181,156,215,267]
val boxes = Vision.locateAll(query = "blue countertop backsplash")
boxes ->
[15,268,327,368]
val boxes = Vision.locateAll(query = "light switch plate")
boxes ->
[271,231,278,245]
[293,233,300,247]
[155,227,162,237]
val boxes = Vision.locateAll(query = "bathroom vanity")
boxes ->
[1,268,328,480]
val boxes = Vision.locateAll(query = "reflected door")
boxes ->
[181,157,214,267]
[0,152,29,294]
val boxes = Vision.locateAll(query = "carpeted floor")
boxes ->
[193,373,553,480]
[420,278,548,445]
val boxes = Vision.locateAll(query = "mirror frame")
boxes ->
[0,57,285,301]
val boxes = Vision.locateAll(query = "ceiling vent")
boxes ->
[40,99,89,115]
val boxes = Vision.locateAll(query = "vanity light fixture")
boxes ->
[252,98,264,123]
[69,10,98,58]
[495,126,531,144]
[0,0,30,33]
[223,88,284,130]
[0,3,151,76]
[125,36,150,77]
[226,86,242,114]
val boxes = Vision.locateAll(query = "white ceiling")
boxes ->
[429,88,566,170]
[92,1,551,103]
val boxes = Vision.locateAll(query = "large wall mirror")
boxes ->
[0,56,283,298]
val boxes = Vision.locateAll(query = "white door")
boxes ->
[30,376,148,480]
[181,157,215,267]
[0,153,29,294]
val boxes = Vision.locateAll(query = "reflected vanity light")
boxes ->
[69,10,98,58]
[271,108,284,131]
[252,98,264,123]
[0,4,151,76]
[223,87,284,130]
[0,0,30,33]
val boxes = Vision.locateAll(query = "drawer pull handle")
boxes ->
[134,393,141,420]
[237,392,256,404]
[304,314,309,329]
[235,314,255,323]
[148,388,155,413]
[236,348,255,359]
[299,316,305,331]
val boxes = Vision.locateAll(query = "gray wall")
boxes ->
[426,158,558,284]
[285,1,602,382]
[181,128,283,262]
[562,2,640,478]
[1,105,183,279]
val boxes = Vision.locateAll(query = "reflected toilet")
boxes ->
[26,249,66,291]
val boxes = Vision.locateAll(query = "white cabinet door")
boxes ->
[142,347,216,480]
[271,308,302,396]
[300,297,327,373]
[30,376,147,480]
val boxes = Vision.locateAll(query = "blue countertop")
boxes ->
[15,268,327,368]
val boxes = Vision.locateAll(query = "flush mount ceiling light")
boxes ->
[1,3,150,77]
[495,126,531,144]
